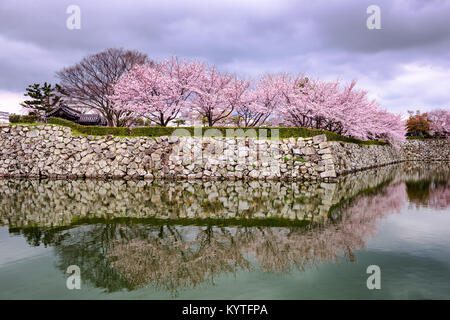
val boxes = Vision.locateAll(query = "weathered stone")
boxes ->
[106,152,116,160]
[318,148,331,155]
[98,160,107,168]
[26,130,39,138]
[2,125,447,182]
[301,147,316,155]
[319,141,328,149]
[313,134,326,144]
[249,170,260,179]
[320,170,336,178]
[322,154,334,160]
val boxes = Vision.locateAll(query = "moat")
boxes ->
[0,161,449,299]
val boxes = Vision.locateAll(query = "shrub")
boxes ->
[9,114,42,123]
[48,117,131,136]
[130,126,194,137]
[44,117,386,145]
[131,125,386,144]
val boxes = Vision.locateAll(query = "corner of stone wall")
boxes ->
[311,134,337,181]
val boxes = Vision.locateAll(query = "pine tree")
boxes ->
[20,82,62,115]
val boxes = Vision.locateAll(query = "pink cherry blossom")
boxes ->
[234,74,286,127]
[109,56,204,126]
[427,108,450,138]
[189,66,250,127]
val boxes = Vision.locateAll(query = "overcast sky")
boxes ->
[1,0,449,115]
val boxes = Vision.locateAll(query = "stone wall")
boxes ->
[329,139,449,175]
[0,124,448,181]
[329,141,402,175]
[0,124,337,181]
[402,139,450,161]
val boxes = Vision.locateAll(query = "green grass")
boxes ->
[6,215,314,231]
[8,117,389,145]
[9,122,52,126]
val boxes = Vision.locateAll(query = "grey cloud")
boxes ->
[0,0,449,113]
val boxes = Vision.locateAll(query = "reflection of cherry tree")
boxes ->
[5,179,409,296]
[108,226,251,295]
[427,181,450,209]
[106,181,407,294]
[336,182,406,242]
[402,161,450,210]
[8,163,448,295]
[407,180,450,210]
[239,182,407,273]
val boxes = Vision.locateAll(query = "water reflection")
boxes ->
[0,162,448,296]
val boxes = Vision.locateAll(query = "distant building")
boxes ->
[46,105,107,126]
[0,111,9,123]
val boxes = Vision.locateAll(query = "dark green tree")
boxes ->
[173,119,186,127]
[20,82,62,115]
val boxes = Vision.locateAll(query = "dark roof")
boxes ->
[47,105,81,119]
[46,105,106,126]
[79,113,107,126]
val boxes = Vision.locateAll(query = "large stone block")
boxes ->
[313,134,327,144]
[320,170,336,178]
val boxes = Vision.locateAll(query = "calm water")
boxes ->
[0,162,449,299]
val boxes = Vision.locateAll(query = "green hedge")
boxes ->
[131,125,386,145]
[48,117,131,136]
[130,126,194,137]
[9,114,42,123]
[46,117,386,145]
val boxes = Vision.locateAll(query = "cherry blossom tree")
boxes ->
[108,54,407,142]
[333,81,406,142]
[189,66,249,127]
[274,76,406,143]
[427,108,450,138]
[109,56,204,126]
[275,75,342,131]
[365,109,406,143]
[235,74,285,127]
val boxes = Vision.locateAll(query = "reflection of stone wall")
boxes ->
[8,179,408,296]
[0,125,448,182]
[0,164,402,228]
[401,162,450,210]
[400,161,450,182]
[5,163,447,295]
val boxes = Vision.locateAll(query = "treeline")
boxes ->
[406,110,449,139]
[17,48,449,142]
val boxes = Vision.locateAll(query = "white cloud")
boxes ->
[1,0,450,116]
[0,90,25,114]
[360,63,450,115]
